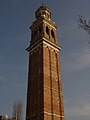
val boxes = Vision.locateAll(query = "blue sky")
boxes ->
[0,0,90,120]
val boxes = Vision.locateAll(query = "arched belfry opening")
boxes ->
[46,26,49,35]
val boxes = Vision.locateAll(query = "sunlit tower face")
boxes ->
[26,4,65,120]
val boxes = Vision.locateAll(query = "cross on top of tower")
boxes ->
[41,0,44,5]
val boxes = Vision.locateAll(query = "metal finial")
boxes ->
[41,0,44,6]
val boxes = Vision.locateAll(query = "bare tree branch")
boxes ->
[78,15,90,34]
[78,15,90,48]
[12,100,23,120]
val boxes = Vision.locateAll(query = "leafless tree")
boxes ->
[12,100,23,120]
[78,15,90,45]
[78,15,90,34]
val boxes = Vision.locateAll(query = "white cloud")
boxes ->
[68,100,90,117]
[64,46,90,72]
[65,95,90,117]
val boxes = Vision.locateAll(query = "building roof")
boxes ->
[35,4,51,14]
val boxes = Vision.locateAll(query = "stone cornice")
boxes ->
[26,38,61,53]
[30,17,57,30]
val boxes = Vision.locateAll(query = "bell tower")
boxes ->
[26,4,65,120]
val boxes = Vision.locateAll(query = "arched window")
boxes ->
[46,26,49,35]
[34,30,37,36]
[39,27,42,33]
[51,29,55,38]
[46,13,50,19]
[31,31,34,39]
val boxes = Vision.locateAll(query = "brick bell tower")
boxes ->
[26,4,64,120]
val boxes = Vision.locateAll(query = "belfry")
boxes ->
[26,4,65,120]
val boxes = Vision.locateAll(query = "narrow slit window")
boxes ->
[51,29,55,38]
[46,26,49,35]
